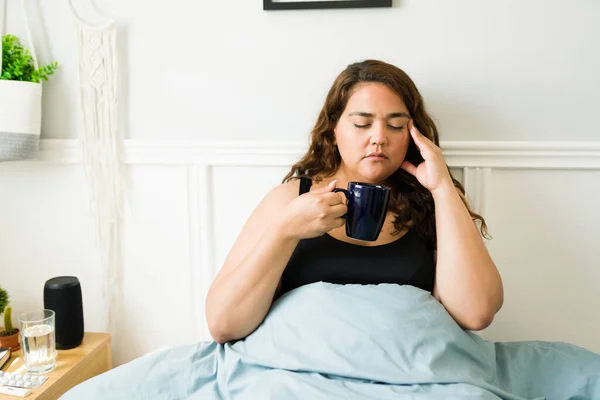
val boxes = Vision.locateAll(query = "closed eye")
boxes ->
[353,124,406,130]
[389,125,405,131]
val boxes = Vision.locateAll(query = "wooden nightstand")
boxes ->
[0,332,112,400]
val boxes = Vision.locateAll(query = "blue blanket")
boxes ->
[61,283,600,399]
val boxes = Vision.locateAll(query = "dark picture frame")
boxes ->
[264,0,392,11]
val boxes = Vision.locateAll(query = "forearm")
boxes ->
[205,223,299,343]
[433,183,503,330]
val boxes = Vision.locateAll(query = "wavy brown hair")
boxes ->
[283,60,489,247]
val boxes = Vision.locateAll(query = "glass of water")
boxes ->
[18,310,57,374]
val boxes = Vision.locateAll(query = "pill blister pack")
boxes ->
[0,370,48,388]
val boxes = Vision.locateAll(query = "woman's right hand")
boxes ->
[279,180,347,240]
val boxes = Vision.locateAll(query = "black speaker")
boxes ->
[44,276,84,350]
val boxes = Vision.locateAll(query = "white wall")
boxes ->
[3,0,600,141]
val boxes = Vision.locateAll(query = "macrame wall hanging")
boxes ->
[67,0,123,336]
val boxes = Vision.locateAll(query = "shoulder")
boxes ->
[263,179,301,205]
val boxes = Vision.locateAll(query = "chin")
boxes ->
[357,170,393,184]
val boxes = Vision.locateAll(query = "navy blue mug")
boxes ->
[334,182,391,242]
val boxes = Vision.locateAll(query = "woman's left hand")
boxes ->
[400,120,453,193]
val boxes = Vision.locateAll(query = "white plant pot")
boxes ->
[0,79,42,161]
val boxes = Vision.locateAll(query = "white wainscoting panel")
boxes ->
[116,166,196,365]
[211,166,290,275]
[0,165,105,340]
[1,140,599,365]
[479,169,600,352]
[462,167,492,215]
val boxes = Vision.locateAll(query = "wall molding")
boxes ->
[2,139,598,170]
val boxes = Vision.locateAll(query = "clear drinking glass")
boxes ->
[18,310,57,374]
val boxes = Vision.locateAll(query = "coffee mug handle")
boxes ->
[333,188,350,199]
[333,188,350,219]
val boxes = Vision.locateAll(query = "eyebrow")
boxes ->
[348,112,411,119]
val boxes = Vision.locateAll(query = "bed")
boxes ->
[60,282,600,399]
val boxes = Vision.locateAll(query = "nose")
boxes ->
[370,122,387,146]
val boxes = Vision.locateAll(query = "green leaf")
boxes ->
[1,34,59,83]
[0,287,8,316]
[3,306,12,332]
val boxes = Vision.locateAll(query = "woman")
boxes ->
[205,59,504,344]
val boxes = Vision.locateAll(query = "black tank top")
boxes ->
[279,178,436,296]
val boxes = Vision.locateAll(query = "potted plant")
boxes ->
[0,5,59,161]
[1,35,59,82]
[0,286,20,351]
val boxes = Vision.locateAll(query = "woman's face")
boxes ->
[333,82,411,184]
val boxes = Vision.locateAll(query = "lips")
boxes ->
[365,152,388,159]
